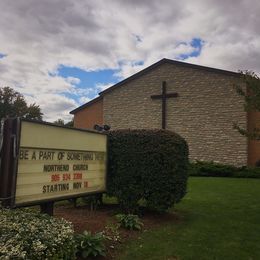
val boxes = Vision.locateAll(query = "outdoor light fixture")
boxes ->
[93,124,102,131]
[103,125,110,131]
[93,124,110,132]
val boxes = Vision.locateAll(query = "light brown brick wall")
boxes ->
[103,63,248,166]
[74,99,103,130]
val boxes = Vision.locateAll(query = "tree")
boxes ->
[53,119,65,125]
[0,87,43,121]
[53,119,74,127]
[233,71,260,140]
[65,120,74,127]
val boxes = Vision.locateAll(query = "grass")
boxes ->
[117,177,260,260]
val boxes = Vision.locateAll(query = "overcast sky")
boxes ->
[0,0,259,122]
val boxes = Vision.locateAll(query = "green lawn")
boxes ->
[117,177,260,260]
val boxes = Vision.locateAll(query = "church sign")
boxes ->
[0,118,107,208]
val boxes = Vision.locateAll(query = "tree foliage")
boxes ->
[65,120,74,127]
[53,118,65,125]
[234,71,260,140]
[0,87,43,121]
[53,118,74,127]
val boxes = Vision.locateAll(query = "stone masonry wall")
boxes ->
[103,63,248,166]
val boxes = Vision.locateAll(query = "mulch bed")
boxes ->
[54,203,180,259]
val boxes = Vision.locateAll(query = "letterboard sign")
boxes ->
[0,118,107,207]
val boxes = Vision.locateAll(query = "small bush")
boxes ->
[0,207,76,259]
[189,161,260,178]
[107,129,189,213]
[75,231,106,258]
[235,167,260,178]
[116,214,143,230]
[103,222,121,244]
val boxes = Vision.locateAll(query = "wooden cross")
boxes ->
[151,81,179,129]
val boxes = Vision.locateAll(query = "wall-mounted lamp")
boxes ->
[93,124,111,132]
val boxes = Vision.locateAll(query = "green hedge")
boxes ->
[107,129,189,213]
[0,208,76,259]
[189,161,260,178]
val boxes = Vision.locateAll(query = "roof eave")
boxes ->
[99,58,240,96]
[71,58,241,114]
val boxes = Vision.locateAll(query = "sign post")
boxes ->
[0,118,107,214]
[40,202,54,216]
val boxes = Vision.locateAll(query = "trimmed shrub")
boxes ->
[0,207,76,259]
[107,129,189,213]
[189,160,260,178]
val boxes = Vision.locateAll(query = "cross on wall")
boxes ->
[151,81,179,129]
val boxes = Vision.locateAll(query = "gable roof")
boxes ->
[70,58,240,114]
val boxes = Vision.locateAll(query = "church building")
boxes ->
[70,58,260,167]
